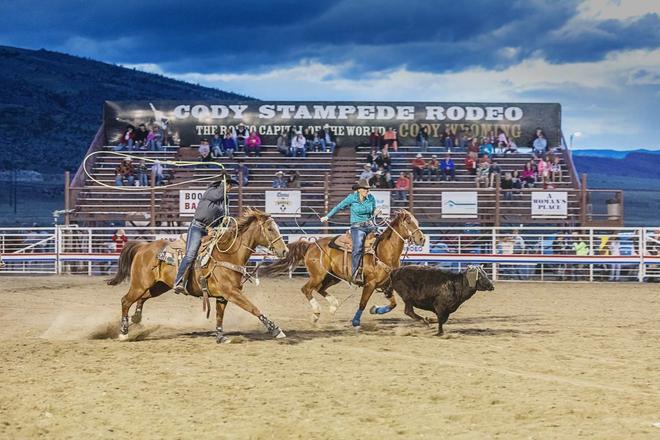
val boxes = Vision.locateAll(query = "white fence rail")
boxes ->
[1,226,659,282]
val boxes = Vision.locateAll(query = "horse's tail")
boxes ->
[107,242,143,285]
[260,240,312,277]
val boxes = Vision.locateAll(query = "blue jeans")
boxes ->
[115,175,134,186]
[350,224,376,278]
[418,139,429,152]
[320,139,336,153]
[291,147,306,157]
[138,172,148,187]
[174,220,207,285]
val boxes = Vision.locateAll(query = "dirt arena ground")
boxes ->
[0,276,658,439]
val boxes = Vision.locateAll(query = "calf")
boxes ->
[388,265,494,335]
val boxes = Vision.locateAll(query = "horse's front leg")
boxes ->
[215,297,230,344]
[351,281,378,331]
[225,287,286,339]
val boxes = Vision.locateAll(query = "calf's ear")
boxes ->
[467,269,478,288]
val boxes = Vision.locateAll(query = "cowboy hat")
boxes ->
[214,173,238,186]
[354,179,371,190]
[275,170,284,175]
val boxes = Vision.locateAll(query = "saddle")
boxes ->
[328,232,379,279]
[156,233,214,268]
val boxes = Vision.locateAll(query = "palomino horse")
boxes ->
[261,209,425,329]
[107,208,289,343]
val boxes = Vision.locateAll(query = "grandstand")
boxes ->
[66,101,624,228]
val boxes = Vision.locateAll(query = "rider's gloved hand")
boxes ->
[320,216,329,223]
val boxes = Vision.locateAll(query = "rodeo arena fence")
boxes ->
[1,225,659,283]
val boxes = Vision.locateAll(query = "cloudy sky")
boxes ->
[1,0,659,150]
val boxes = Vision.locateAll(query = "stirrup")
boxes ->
[173,282,188,295]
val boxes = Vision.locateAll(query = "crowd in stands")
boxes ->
[114,158,165,187]
[115,122,171,152]
[272,170,302,189]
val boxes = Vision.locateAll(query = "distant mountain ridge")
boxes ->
[0,45,252,173]
[572,148,660,159]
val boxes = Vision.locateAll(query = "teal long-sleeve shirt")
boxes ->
[326,192,376,224]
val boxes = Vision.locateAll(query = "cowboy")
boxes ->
[173,174,239,294]
[320,179,379,283]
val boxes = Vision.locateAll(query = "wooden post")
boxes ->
[150,172,156,227]
[494,178,501,227]
[64,171,70,225]
[580,173,587,225]
[324,172,330,234]
[408,176,414,213]
[238,169,244,215]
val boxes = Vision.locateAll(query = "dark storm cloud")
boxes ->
[0,0,658,74]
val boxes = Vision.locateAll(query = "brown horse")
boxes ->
[261,209,425,329]
[107,208,289,343]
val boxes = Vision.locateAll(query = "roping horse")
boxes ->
[261,209,425,329]
[107,208,289,343]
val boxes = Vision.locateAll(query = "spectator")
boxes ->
[272,171,288,189]
[115,159,134,186]
[235,123,248,151]
[442,128,454,150]
[395,172,411,201]
[440,153,455,181]
[496,128,509,154]
[369,170,382,188]
[245,129,262,157]
[504,138,518,154]
[608,236,621,281]
[501,172,513,200]
[572,233,589,280]
[411,153,426,182]
[136,160,149,187]
[211,132,223,158]
[287,170,301,188]
[199,139,212,162]
[457,130,469,150]
[375,150,392,172]
[533,131,548,157]
[359,164,374,182]
[111,229,128,254]
[489,160,502,187]
[511,170,523,195]
[366,149,377,169]
[369,129,382,150]
[304,127,316,151]
[115,126,134,151]
[276,132,289,156]
[319,124,337,153]
[551,156,562,182]
[291,131,307,157]
[464,151,477,175]
[235,160,249,186]
[146,125,162,151]
[467,138,480,155]
[417,126,430,152]
[383,127,398,151]
[537,155,550,185]
[228,126,238,146]
[222,132,237,159]
[310,129,323,152]
[476,155,490,188]
[152,159,164,186]
[521,161,536,187]
[479,137,494,158]
[426,154,440,181]
[133,124,148,149]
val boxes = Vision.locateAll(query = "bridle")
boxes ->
[382,212,424,245]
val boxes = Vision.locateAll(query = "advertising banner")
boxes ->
[265,190,301,216]
[442,192,478,218]
[371,190,392,217]
[531,192,568,218]
[179,189,205,216]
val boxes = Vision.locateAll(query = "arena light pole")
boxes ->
[570,131,582,149]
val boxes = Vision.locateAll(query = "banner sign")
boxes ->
[371,190,391,217]
[532,192,568,218]
[179,189,205,216]
[403,235,430,254]
[104,101,561,149]
[442,192,478,218]
[265,190,301,217]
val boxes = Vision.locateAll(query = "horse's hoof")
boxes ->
[118,333,129,341]
[131,314,142,324]
[353,325,361,334]
[369,305,377,315]
[274,330,287,339]
[216,336,232,344]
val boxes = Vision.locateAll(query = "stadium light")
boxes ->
[570,131,583,149]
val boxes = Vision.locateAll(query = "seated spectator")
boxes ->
[467,138,479,155]
[115,159,134,186]
[136,160,149,187]
[235,160,249,186]
[551,156,562,182]
[245,129,262,157]
[426,154,440,181]
[537,155,550,185]
[511,170,523,195]
[383,127,398,151]
[115,126,134,151]
[369,129,382,150]
[133,124,148,149]
[464,151,477,175]
[375,169,393,188]
[290,131,306,157]
[479,137,494,158]
[151,159,164,186]
[442,128,455,150]
[489,160,502,187]
[287,170,301,188]
[272,171,288,189]
[495,128,509,155]
[411,153,426,182]
[146,125,162,151]
[222,132,237,159]
[476,155,490,188]
[211,132,223,158]
[533,131,548,157]
[416,126,430,152]
[501,172,513,200]
[319,124,337,153]
[395,172,411,201]
[457,130,469,150]
[375,150,392,172]
[310,129,323,152]
[359,164,374,182]
[276,132,289,156]
[440,153,455,181]
[235,123,248,151]
[304,127,316,151]
[366,149,377,167]
[521,161,536,187]
[504,138,518,154]
[369,170,382,188]
[199,139,212,162]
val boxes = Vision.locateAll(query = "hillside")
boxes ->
[0,45,251,174]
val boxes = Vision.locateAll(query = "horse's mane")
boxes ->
[214,207,271,249]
